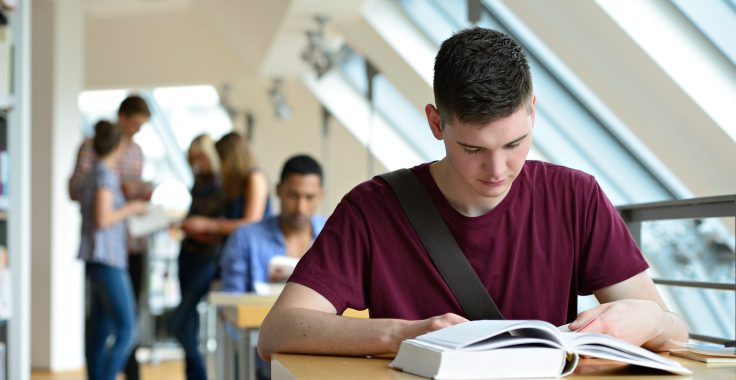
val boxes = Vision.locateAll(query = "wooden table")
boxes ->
[208,292,279,380]
[208,291,368,380]
[271,352,736,380]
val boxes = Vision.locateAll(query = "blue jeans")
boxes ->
[85,262,138,380]
[168,250,218,380]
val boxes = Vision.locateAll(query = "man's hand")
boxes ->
[586,272,688,351]
[570,299,668,348]
[392,313,469,352]
[258,283,469,361]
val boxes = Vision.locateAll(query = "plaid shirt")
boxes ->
[69,138,147,252]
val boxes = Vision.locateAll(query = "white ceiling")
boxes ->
[84,0,366,79]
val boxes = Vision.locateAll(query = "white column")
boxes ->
[8,0,32,379]
[30,0,85,371]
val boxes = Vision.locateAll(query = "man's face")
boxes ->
[118,113,149,138]
[427,97,535,204]
[277,173,323,230]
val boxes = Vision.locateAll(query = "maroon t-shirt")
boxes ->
[289,161,648,326]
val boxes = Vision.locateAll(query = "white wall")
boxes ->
[30,0,85,371]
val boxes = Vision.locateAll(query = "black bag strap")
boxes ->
[379,168,504,320]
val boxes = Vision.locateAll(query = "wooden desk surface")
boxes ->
[271,353,736,380]
[209,291,369,329]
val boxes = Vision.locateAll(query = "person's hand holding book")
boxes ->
[392,312,469,352]
[569,299,677,351]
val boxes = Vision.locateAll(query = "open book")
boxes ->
[253,256,300,295]
[389,320,691,379]
[127,205,181,238]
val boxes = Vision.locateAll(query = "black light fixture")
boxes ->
[269,78,292,120]
[300,15,334,78]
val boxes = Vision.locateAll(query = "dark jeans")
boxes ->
[168,250,218,380]
[85,262,138,380]
[124,252,145,380]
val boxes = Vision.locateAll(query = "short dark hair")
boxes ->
[92,120,123,157]
[433,27,532,126]
[280,154,323,185]
[118,94,151,118]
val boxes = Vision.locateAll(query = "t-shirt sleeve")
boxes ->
[219,229,250,293]
[120,142,144,183]
[288,196,370,314]
[577,178,649,295]
[96,168,118,191]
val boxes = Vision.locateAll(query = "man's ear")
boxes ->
[529,95,537,128]
[275,183,283,198]
[425,104,444,140]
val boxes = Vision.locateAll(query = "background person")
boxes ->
[181,131,271,238]
[77,121,147,380]
[69,94,152,380]
[167,134,225,380]
[219,154,326,293]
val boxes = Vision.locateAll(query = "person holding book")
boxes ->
[69,94,152,380]
[219,154,326,293]
[219,154,325,380]
[167,134,226,380]
[180,131,272,238]
[77,121,147,380]
[258,27,688,361]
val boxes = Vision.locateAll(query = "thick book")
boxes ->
[389,320,692,379]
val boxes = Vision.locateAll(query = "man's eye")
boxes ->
[463,147,482,154]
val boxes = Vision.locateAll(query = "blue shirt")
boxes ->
[219,214,326,292]
[78,161,128,268]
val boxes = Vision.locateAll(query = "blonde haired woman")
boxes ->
[181,131,271,237]
[169,134,231,380]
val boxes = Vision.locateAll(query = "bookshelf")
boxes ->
[1,1,30,379]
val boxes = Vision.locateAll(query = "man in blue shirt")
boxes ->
[220,154,326,292]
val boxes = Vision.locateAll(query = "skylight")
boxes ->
[596,0,736,143]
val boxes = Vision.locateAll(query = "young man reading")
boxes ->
[219,154,327,292]
[258,28,688,361]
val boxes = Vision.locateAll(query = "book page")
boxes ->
[267,255,299,282]
[127,205,177,238]
[417,320,564,350]
[561,332,691,375]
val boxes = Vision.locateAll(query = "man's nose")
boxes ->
[482,151,505,179]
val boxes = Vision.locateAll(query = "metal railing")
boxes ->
[618,194,736,344]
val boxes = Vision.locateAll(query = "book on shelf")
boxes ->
[389,319,691,379]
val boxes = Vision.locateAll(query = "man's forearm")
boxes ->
[258,308,407,361]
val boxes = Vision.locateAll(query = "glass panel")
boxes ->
[336,48,438,162]
[597,0,736,143]
[641,217,735,339]
[374,76,443,161]
[672,0,736,66]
